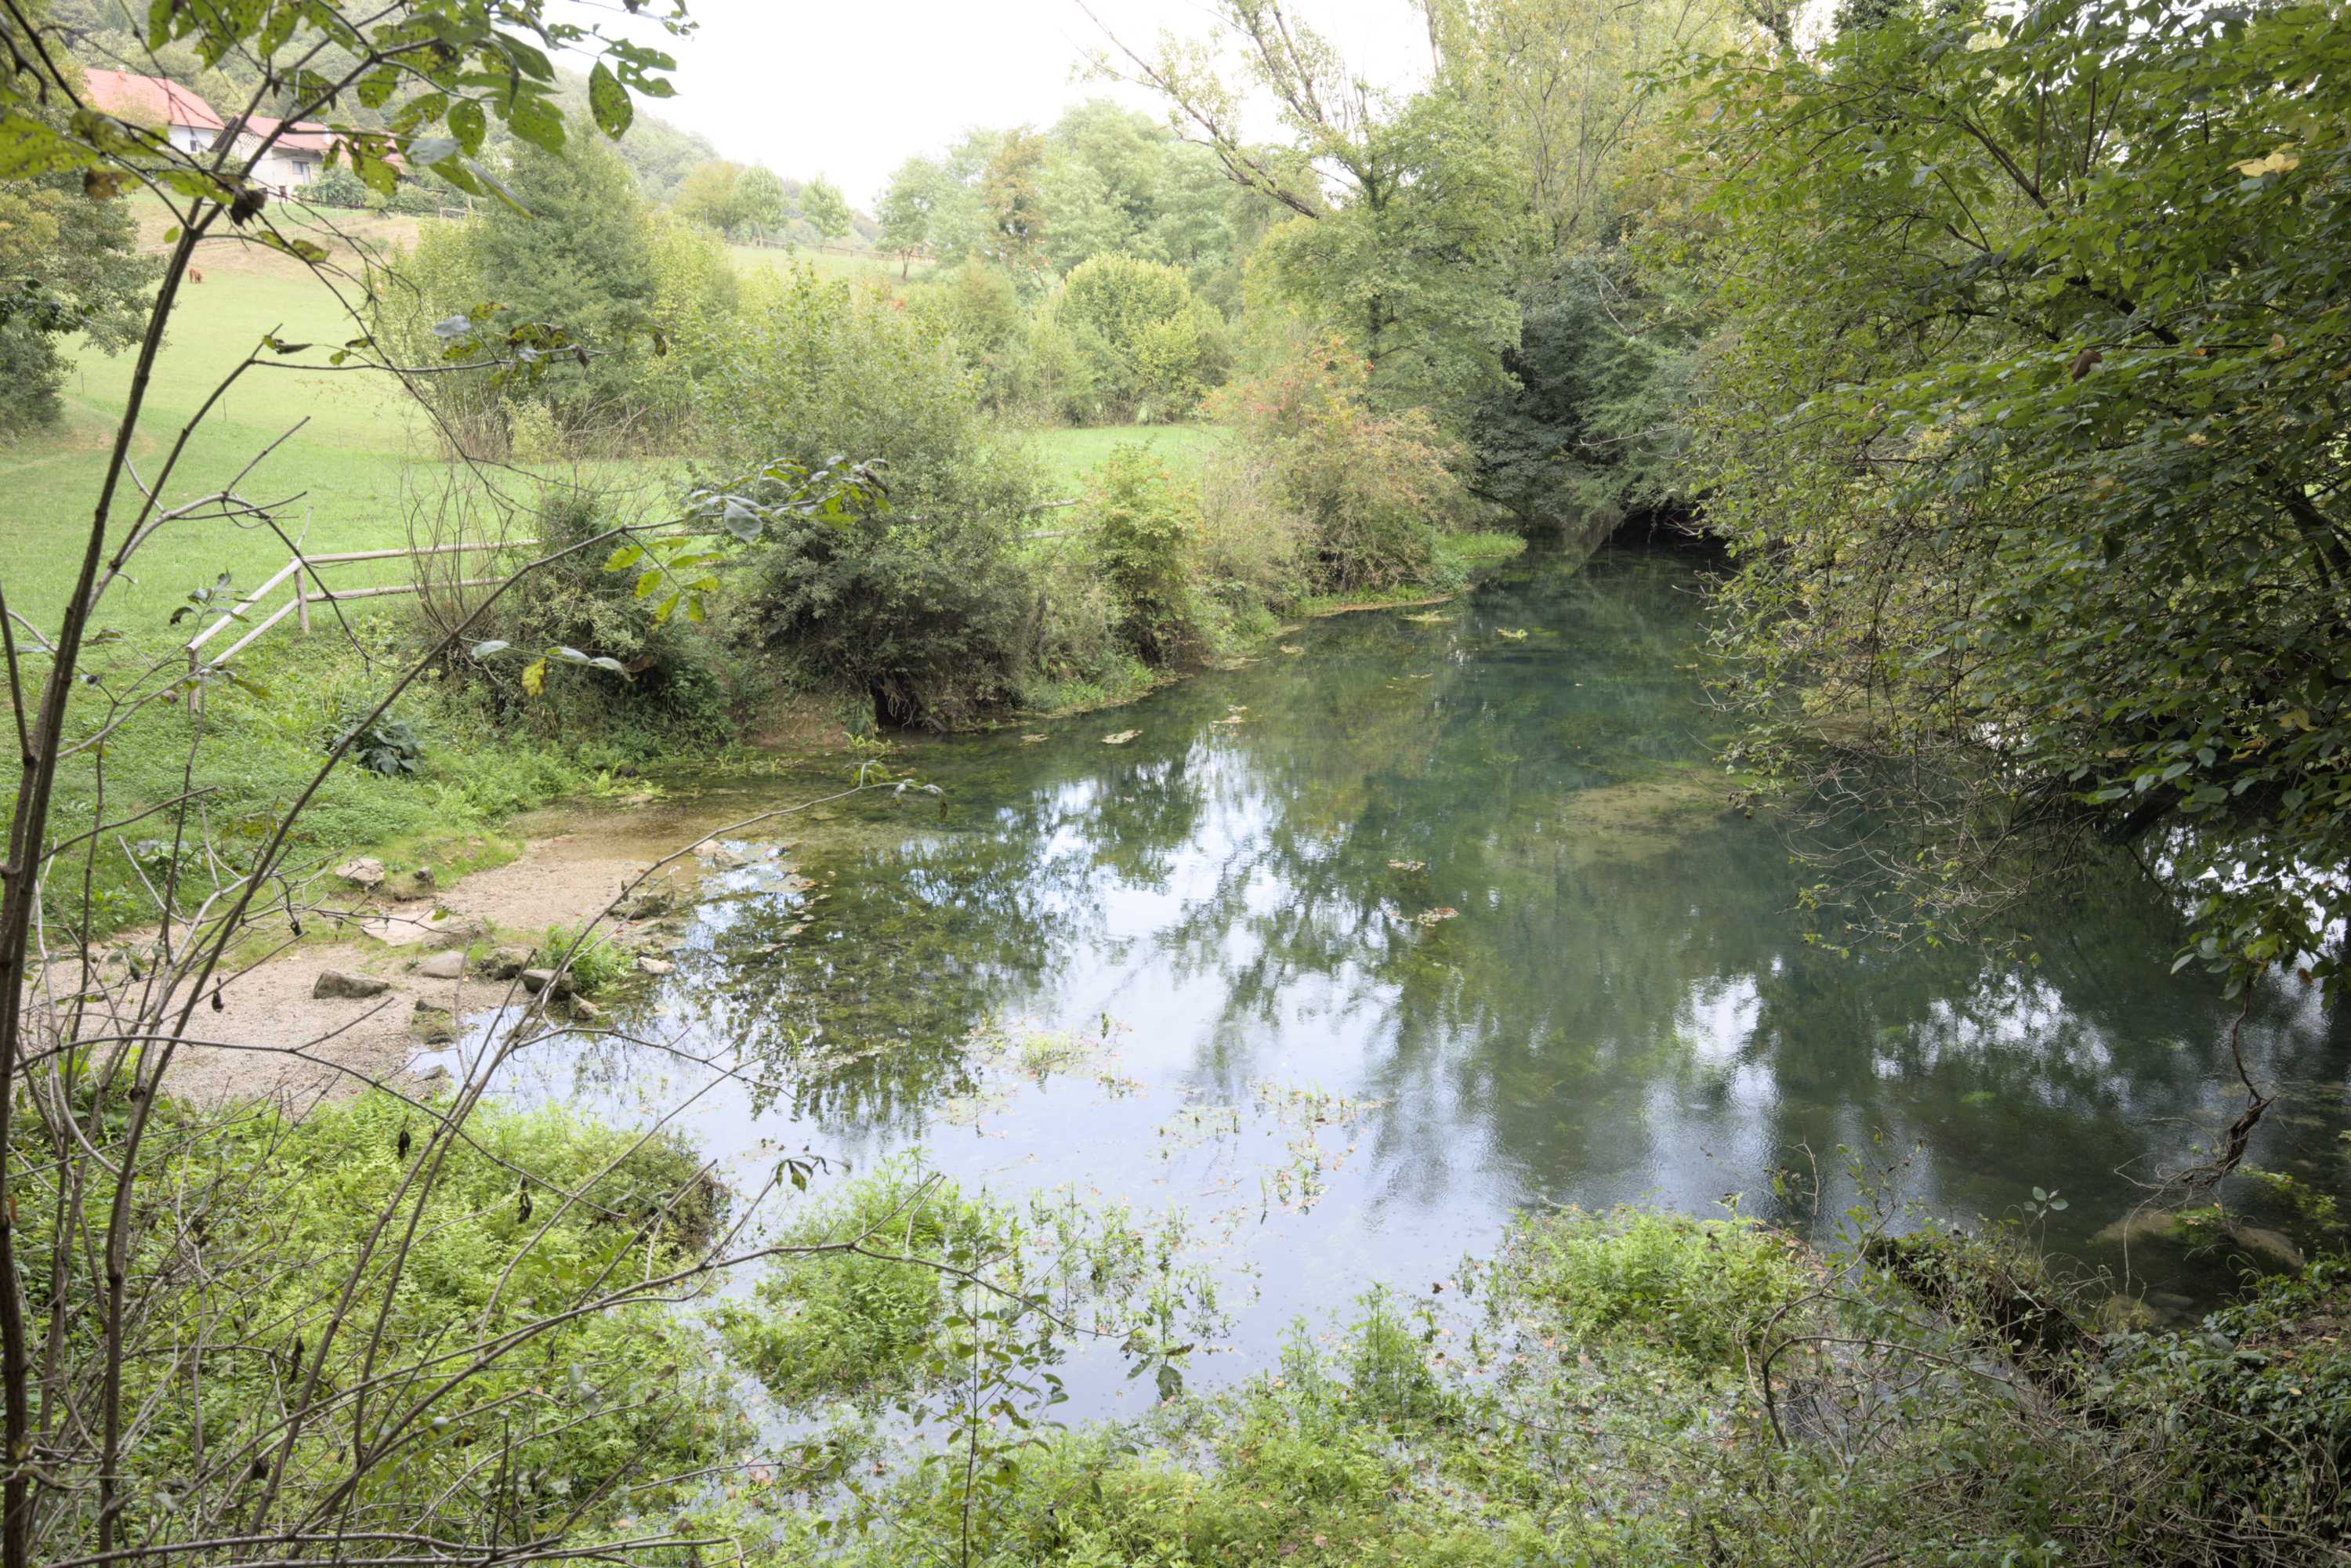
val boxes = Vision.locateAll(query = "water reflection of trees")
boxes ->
[658,547,2349,1239]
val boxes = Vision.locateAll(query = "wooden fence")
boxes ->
[182,538,532,715]
[182,501,1089,713]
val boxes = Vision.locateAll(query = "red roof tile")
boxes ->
[81,68,224,132]
[235,114,335,154]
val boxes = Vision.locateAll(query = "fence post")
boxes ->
[295,555,310,634]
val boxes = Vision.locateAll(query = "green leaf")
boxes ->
[447,97,487,155]
[588,62,633,139]
[505,96,567,157]
[721,498,763,543]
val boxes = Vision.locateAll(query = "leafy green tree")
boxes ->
[1472,252,1702,534]
[672,158,746,234]
[1050,253,1226,423]
[699,264,1045,726]
[1095,2,1518,418]
[0,154,153,436]
[1689,0,2351,1014]
[389,133,668,444]
[799,173,853,241]
[980,127,1049,279]
[735,165,788,237]
[877,155,947,277]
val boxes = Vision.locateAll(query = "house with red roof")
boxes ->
[79,68,338,194]
[81,67,224,154]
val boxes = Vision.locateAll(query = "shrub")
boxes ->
[327,708,426,778]
[712,1161,1012,1407]
[1193,445,1310,622]
[704,266,1045,726]
[74,1095,733,1548]
[1484,1206,1809,1372]
[1022,545,1132,708]
[533,923,628,994]
[1213,336,1476,592]
[475,483,736,745]
[1084,444,1196,664]
[302,165,371,209]
[1051,254,1228,424]
[904,261,1032,412]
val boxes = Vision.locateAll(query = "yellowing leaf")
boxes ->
[2232,150,2299,177]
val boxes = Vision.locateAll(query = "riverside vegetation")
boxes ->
[1,1,2346,1566]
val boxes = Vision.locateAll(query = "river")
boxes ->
[433,543,2351,1413]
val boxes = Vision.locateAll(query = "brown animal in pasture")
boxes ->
[187,265,205,284]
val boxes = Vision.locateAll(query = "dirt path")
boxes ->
[165,820,712,1109]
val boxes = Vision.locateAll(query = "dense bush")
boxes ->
[712,1161,1010,1407]
[903,261,1034,412]
[1191,445,1309,625]
[799,1204,2351,1568]
[377,136,733,453]
[701,265,1044,726]
[1045,254,1228,425]
[1472,252,1702,537]
[52,1093,734,1551]
[1215,336,1477,592]
[476,486,736,743]
[1082,444,1196,664]
[1483,1206,1810,1371]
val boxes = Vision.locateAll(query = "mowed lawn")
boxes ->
[7,230,431,632]
[1027,423,1230,490]
[5,207,1223,646]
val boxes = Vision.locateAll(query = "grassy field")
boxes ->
[725,243,926,289]
[1026,423,1230,489]
[7,204,442,628]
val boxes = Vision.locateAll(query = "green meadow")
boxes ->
[7,214,1220,644]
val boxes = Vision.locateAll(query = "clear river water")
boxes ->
[437,543,2351,1414]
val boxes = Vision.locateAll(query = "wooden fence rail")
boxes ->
[185,501,1093,714]
[183,536,545,715]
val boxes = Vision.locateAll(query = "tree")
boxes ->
[450,134,660,433]
[1470,251,1702,534]
[1688,0,2351,1168]
[1088,1,1518,418]
[877,155,945,277]
[980,127,1049,279]
[672,157,746,234]
[799,173,853,241]
[1052,253,1226,423]
[0,159,153,437]
[736,164,788,237]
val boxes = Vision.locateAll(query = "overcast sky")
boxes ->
[628,0,1436,208]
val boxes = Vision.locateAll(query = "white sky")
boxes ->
[631,0,1438,208]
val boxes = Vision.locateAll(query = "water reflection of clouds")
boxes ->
[426,550,2351,1404]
